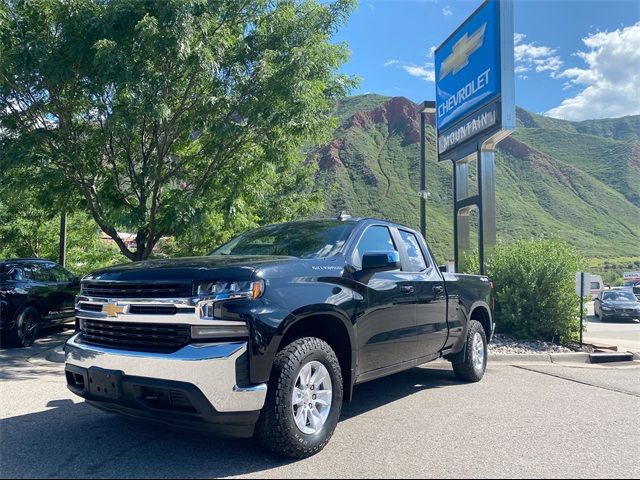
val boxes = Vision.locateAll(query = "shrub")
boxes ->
[485,239,585,343]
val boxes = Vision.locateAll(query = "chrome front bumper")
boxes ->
[65,333,267,413]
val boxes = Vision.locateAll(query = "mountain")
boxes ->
[312,95,640,263]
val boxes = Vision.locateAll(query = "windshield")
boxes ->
[602,291,637,302]
[210,220,356,258]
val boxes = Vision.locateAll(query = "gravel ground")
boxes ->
[489,333,576,354]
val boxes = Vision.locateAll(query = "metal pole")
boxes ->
[579,272,584,347]
[420,112,426,239]
[452,162,458,272]
[58,211,67,267]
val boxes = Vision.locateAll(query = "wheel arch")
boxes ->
[277,309,356,402]
[469,302,493,342]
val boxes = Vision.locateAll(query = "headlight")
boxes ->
[601,305,613,311]
[195,279,264,320]
[195,280,264,299]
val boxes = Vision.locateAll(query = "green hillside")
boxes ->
[313,95,640,263]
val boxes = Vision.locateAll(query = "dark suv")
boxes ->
[1,258,79,347]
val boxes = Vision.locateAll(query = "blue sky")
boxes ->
[333,0,640,120]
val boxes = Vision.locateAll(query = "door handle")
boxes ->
[433,285,444,295]
[400,285,415,295]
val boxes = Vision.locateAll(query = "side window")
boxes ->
[352,226,397,269]
[21,262,57,282]
[51,265,73,282]
[399,230,428,272]
[20,263,45,282]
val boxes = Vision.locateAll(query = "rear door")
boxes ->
[395,229,448,359]
[351,225,418,374]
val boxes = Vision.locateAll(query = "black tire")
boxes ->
[255,337,343,459]
[451,320,487,383]
[5,306,40,348]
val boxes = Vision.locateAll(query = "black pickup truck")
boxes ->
[65,217,494,458]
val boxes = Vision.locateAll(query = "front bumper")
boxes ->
[600,312,640,322]
[65,333,267,435]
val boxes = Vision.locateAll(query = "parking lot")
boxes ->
[1,329,639,479]
[584,302,640,353]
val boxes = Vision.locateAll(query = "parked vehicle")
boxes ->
[64,217,494,458]
[1,258,79,347]
[589,274,604,299]
[593,289,640,322]
[623,272,640,300]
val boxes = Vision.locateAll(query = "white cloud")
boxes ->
[442,6,452,17]
[383,59,400,67]
[428,46,436,58]
[546,22,640,120]
[403,64,436,82]
[514,32,527,44]
[513,33,563,79]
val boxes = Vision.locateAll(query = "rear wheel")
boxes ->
[255,337,343,459]
[451,320,487,382]
[6,306,40,347]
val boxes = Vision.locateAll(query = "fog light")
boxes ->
[191,323,249,340]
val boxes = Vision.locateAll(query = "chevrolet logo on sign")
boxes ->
[102,303,126,317]
[439,23,486,80]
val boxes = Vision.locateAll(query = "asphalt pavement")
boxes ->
[1,331,639,479]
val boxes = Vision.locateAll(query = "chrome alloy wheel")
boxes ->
[472,332,485,371]
[291,361,333,435]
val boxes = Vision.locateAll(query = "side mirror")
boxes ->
[356,251,400,283]
[439,265,448,273]
[71,276,81,287]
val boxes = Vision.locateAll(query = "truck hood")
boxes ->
[83,255,297,282]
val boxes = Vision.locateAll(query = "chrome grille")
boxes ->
[82,282,193,299]
[79,319,190,353]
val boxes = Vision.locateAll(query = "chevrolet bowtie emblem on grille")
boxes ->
[102,303,125,317]
[440,23,487,81]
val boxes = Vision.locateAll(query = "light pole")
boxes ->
[419,100,436,240]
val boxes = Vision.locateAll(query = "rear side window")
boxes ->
[352,226,397,269]
[399,230,428,271]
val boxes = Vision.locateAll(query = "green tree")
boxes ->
[0,0,355,261]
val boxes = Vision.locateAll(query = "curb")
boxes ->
[489,352,591,364]
[489,353,551,363]
[489,351,640,365]
[550,352,590,363]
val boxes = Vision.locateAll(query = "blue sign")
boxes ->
[435,0,514,157]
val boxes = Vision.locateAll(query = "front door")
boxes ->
[351,225,417,374]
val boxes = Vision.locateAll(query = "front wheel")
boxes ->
[255,337,343,459]
[5,306,40,347]
[451,320,487,382]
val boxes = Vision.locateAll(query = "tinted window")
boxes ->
[399,230,428,271]
[20,262,56,282]
[51,265,73,282]
[590,282,601,290]
[211,221,355,258]
[353,226,397,269]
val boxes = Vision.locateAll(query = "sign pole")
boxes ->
[579,272,584,347]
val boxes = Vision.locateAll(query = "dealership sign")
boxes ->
[435,0,515,158]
